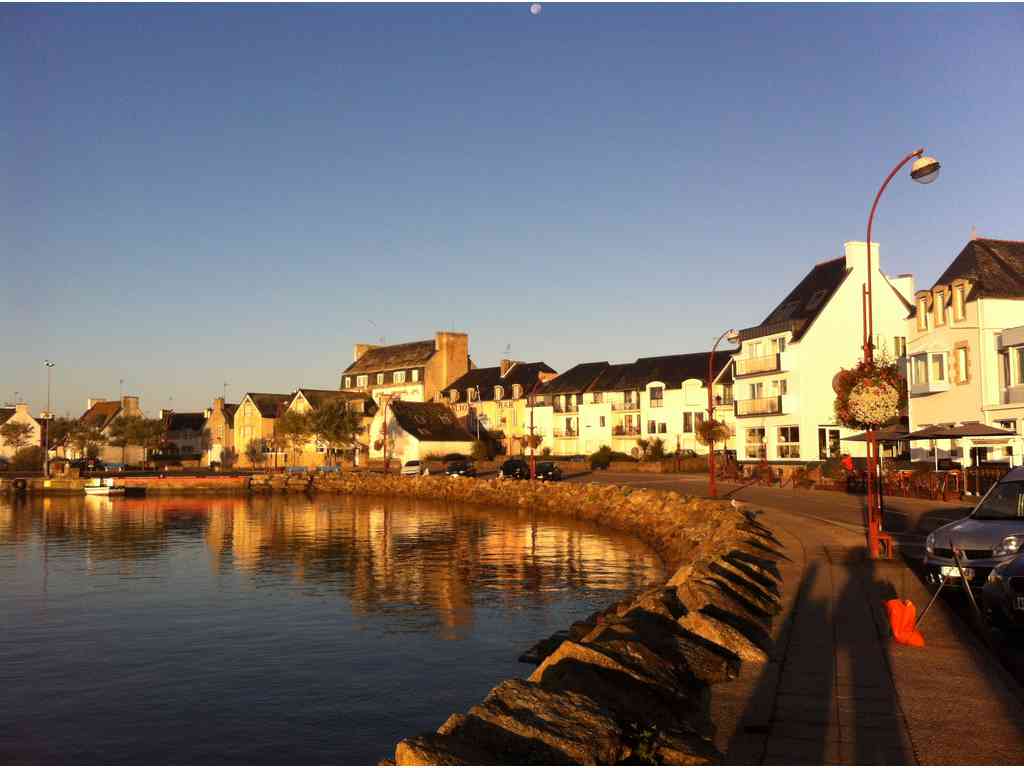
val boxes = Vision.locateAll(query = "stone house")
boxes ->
[77,395,146,465]
[440,360,557,455]
[202,398,239,466]
[284,388,378,467]
[368,400,475,465]
[729,241,914,465]
[159,410,208,458]
[341,331,471,404]
[906,237,1024,465]
[0,403,42,458]
[233,392,294,467]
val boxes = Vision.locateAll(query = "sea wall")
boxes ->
[307,474,786,765]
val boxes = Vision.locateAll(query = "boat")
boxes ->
[84,478,126,496]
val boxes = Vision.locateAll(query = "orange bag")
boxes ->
[885,599,925,647]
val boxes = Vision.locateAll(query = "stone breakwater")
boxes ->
[310,474,786,765]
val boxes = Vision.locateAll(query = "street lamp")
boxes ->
[43,361,55,477]
[863,148,940,558]
[708,329,738,498]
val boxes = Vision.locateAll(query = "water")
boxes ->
[0,493,662,764]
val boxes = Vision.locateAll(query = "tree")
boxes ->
[135,418,167,463]
[106,415,143,465]
[309,400,361,465]
[47,417,78,450]
[0,420,34,455]
[274,410,312,466]
[70,423,105,459]
[520,433,542,455]
[220,446,238,469]
[12,445,44,471]
[245,438,265,469]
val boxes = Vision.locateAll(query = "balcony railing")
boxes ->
[552,429,578,438]
[552,403,579,413]
[611,401,641,412]
[734,354,781,377]
[735,396,782,417]
[612,426,641,436]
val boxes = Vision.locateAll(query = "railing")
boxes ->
[612,426,641,436]
[552,403,579,413]
[648,399,664,409]
[552,429,578,438]
[734,354,781,377]
[735,396,782,416]
[611,401,641,412]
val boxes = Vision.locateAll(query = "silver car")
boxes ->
[924,466,1024,590]
[982,551,1024,629]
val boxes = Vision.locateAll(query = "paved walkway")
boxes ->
[710,508,1024,765]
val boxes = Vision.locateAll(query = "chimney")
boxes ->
[203,408,212,419]
[500,359,516,377]
[87,397,103,410]
[843,241,880,273]
[887,273,916,305]
[970,224,978,241]
[434,331,470,392]
[159,408,169,420]
[14,403,30,417]
[214,397,225,411]
[122,395,140,415]
[354,343,379,362]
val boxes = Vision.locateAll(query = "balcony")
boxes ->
[552,403,579,414]
[735,396,783,417]
[910,380,951,396]
[552,428,578,438]
[612,425,641,436]
[611,401,641,412]
[734,353,782,377]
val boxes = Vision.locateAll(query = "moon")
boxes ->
[530,3,542,15]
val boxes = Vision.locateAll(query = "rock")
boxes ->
[725,549,784,582]
[711,555,781,596]
[467,679,625,765]
[678,610,769,663]
[628,586,688,621]
[394,732,493,765]
[518,630,570,665]
[700,573,781,617]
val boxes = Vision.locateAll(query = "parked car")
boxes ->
[445,459,476,477]
[499,458,530,480]
[69,457,105,473]
[0,457,9,471]
[982,551,1024,630]
[401,460,426,477]
[535,461,562,481]
[925,465,1024,590]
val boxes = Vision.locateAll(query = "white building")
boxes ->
[0,403,42,459]
[730,241,914,465]
[906,238,1024,465]
[525,353,736,458]
[367,400,476,465]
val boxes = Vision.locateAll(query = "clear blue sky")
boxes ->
[3,3,1023,416]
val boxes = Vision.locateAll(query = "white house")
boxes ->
[367,400,476,465]
[906,237,1024,465]
[0,403,42,459]
[730,241,914,465]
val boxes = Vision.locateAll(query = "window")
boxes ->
[695,412,706,428]
[658,422,667,434]
[750,382,764,399]
[806,289,828,311]
[912,353,928,385]
[894,337,907,358]
[772,337,787,354]
[649,386,664,406]
[394,370,406,384]
[952,284,966,321]
[512,384,522,399]
[599,416,606,428]
[683,413,694,433]
[916,297,929,331]
[376,373,384,385]
[357,375,368,388]
[771,379,788,396]
[954,345,969,384]
[411,369,419,383]
[449,390,460,403]
[818,427,840,460]
[1017,348,1024,385]
[592,392,603,404]
[344,376,352,388]
[778,426,800,458]
[467,388,477,402]
[746,428,767,459]
[494,385,504,400]
[931,353,946,382]
[933,289,946,326]
[647,420,656,434]
[721,383,733,404]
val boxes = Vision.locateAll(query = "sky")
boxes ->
[3,3,1023,416]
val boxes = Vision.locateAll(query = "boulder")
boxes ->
[678,610,769,663]
[394,732,494,765]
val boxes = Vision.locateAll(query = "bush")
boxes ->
[471,440,492,461]
[541,447,552,457]
[11,446,44,471]
[590,445,613,470]
[679,456,707,473]
[821,457,848,481]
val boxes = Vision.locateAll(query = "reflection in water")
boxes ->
[0,494,661,764]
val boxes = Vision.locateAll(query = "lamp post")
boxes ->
[707,329,738,498]
[43,360,55,477]
[863,148,940,558]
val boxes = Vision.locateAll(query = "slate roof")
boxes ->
[344,340,437,374]
[296,389,378,416]
[443,361,556,401]
[622,351,735,390]
[932,238,1024,300]
[535,362,610,396]
[244,393,295,418]
[222,403,239,427]
[739,257,851,342]
[163,412,207,433]
[390,401,475,442]
[0,408,14,426]
[79,401,122,431]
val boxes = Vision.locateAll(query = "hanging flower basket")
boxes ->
[833,360,906,430]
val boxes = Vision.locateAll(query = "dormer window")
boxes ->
[512,384,523,400]
[466,387,476,402]
[394,370,406,384]
[344,376,352,388]
[376,373,385,385]
[952,282,967,322]
[933,288,946,326]
[916,295,930,331]
[449,390,460,403]
[494,385,504,400]
[806,289,828,311]
[411,369,420,383]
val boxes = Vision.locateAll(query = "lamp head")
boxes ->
[725,329,740,343]
[910,155,940,185]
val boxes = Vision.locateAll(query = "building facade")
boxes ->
[284,388,377,467]
[0,404,42,459]
[233,392,294,467]
[202,398,239,466]
[730,241,915,464]
[341,331,471,404]
[367,400,475,465]
[77,396,146,465]
[906,238,1024,464]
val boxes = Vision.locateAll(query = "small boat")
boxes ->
[84,478,126,496]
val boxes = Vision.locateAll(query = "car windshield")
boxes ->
[405,461,420,466]
[537,463,553,471]
[973,481,1024,520]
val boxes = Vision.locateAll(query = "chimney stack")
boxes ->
[500,359,516,377]
[843,241,880,273]
[353,343,379,363]
[214,397,225,411]
[87,397,103,410]
[122,395,140,415]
